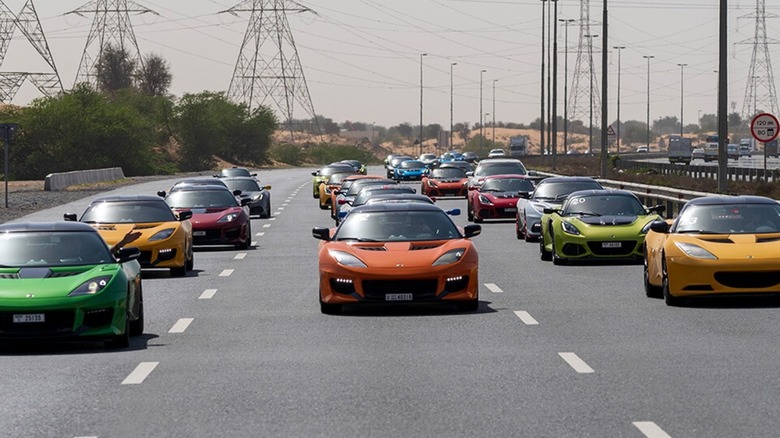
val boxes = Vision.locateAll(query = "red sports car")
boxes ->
[421,165,468,198]
[163,186,252,249]
[467,174,534,223]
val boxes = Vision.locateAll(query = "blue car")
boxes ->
[394,160,427,181]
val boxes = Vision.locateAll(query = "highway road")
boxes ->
[1,166,778,437]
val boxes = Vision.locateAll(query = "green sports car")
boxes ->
[539,189,664,265]
[0,222,143,348]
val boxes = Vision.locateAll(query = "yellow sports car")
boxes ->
[318,172,355,210]
[644,195,780,305]
[66,195,194,277]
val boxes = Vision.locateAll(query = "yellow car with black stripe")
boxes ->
[66,195,194,277]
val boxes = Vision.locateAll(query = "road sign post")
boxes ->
[751,113,779,176]
[1,123,19,208]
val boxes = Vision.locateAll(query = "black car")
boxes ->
[222,176,272,218]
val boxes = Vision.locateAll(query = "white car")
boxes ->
[636,146,649,153]
[691,147,705,160]
[487,148,506,158]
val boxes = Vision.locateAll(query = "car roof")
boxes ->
[90,195,166,203]
[0,221,97,233]
[685,195,777,206]
[566,189,637,198]
[350,202,446,214]
[168,185,234,193]
[537,176,599,184]
[365,193,434,203]
[482,174,529,180]
[174,178,228,186]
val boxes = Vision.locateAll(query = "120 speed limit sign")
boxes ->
[751,113,779,143]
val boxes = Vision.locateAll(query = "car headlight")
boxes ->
[561,220,580,235]
[329,250,367,267]
[69,276,113,296]
[432,248,466,266]
[478,194,493,205]
[674,242,718,260]
[218,213,240,223]
[149,228,174,241]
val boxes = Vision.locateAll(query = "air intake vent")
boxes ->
[358,246,387,251]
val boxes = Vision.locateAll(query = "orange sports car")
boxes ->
[67,195,194,277]
[644,195,780,305]
[312,202,481,314]
[420,165,469,198]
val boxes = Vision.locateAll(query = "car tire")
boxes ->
[260,201,271,219]
[456,299,479,312]
[467,205,474,222]
[106,316,130,349]
[319,202,329,210]
[129,289,144,337]
[516,224,524,240]
[643,251,662,298]
[551,235,567,265]
[540,238,552,261]
[171,265,187,277]
[662,256,683,306]
[238,228,251,250]
[185,247,194,271]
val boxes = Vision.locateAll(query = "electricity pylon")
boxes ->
[0,0,63,102]
[737,0,778,129]
[568,0,601,151]
[67,0,157,87]
[222,0,320,139]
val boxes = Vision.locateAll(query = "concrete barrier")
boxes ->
[44,167,126,191]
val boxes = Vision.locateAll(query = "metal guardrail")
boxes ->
[617,160,780,183]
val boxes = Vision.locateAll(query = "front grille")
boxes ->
[562,243,587,256]
[714,271,780,289]
[139,251,153,265]
[83,308,114,328]
[0,311,75,335]
[586,241,638,256]
[411,244,441,251]
[362,279,438,301]
[438,188,465,196]
[0,273,19,279]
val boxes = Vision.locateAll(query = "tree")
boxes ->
[700,113,717,132]
[621,120,651,145]
[653,116,680,135]
[96,44,136,93]
[137,53,172,97]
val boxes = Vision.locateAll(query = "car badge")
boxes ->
[26,293,34,298]
[747,255,753,259]
[396,263,404,267]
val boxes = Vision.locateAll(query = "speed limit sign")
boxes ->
[751,113,780,142]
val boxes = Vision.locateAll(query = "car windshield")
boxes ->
[223,179,261,193]
[563,195,646,216]
[676,203,780,234]
[391,157,412,166]
[431,168,466,179]
[165,190,239,208]
[533,181,603,200]
[353,187,416,206]
[325,173,354,185]
[481,178,534,192]
[336,211,461,242]
[320,165,354,177]
[400,161,425,169]
[221,168,251,177]
[81,201,177,223]
[0,231,113,267]
[346,180,394,196]
[420,154,436,161]
[475,162,527,176]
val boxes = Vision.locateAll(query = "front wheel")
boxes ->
[551,235,567,265]
[106,317,130,349]
[643,252,662,298]
[662,256,683,306]
[540,238,552,261]
[456,299,479,312]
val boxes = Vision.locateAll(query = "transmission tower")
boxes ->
[568,0,601,149]
[737,0,778,129]
[0,0,63,102]
[67,0,156,87]
[223,0,320,139]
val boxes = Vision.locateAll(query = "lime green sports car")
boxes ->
[539,189,664,265]
[0,222,143,349]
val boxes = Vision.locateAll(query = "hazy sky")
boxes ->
[2,0,778,129]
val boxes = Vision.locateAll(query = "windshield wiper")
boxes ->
[567,211,601,217]
[676,229,721,234]
[337,237,379,242]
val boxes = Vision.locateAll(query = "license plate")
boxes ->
[13,314,45,323]
[193,231,206,236]
[505,208,517,213]
[385,293,413,301]
[601,242,622,248]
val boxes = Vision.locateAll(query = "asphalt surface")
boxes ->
[1,166,779,437]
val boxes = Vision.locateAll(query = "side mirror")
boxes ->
[251,173,258,177]
[518,191,531,199]
[233,190,242,196]
[116,247,141,262]
[464,224,481,238]
[157,190,167,198]
[312,227,331,241]
[429,196,437,203]
[649,220,670,234]
[527,170,538,176]
[264,185,272,190]
[466,171,474,177]
[311,171,318,176]
[446,208,461,216]
[178,211,193,221]
[649,204,666,214]
[63,213,77,221]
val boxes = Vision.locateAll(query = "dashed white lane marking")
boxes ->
[558,352,595,374]
[199,289,217,299]
[169,318,194,333]
[74,435,97,438]
[256,232,265,237]
[277,207,285,210]
[251,241,257,246]
[122,362,159,385]
[514,311,539,325]
[234,253,247,260]
[269,217,276,221]
[219,269,234,277]
[484,283,503,293]
[633,422,672,438]
[263,224,271,228]
[282,203,289,206]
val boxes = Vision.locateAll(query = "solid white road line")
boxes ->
[513,311,539,325]
[484,283,503,293]
[219,269,234,277]
[633,422,672,438]
[558,352,595,373]
[199,289,217,299]
[234,253,247,260]
[263,224,271,228]
[121,362,159,385]
[169,318,194,334]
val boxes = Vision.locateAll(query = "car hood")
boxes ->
[328,240,472,269]
[575,215,639,226]
[671,233,780,259]
[90,222,182,245]
[174,207,243,224]
[0,265,119,299]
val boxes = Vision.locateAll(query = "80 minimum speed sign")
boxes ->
[751,113,780,143]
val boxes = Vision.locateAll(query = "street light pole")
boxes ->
[644,55,655,151]
[585,33,598,154]
[492,79,497,146]
[677,63,687,137]
[419,53,427,156]
[613,46,625,154]
[480,69,486,149]
[559,18,575,154]
[450,62,457,150]
[551,0,559,170]
[540,0,546,155]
